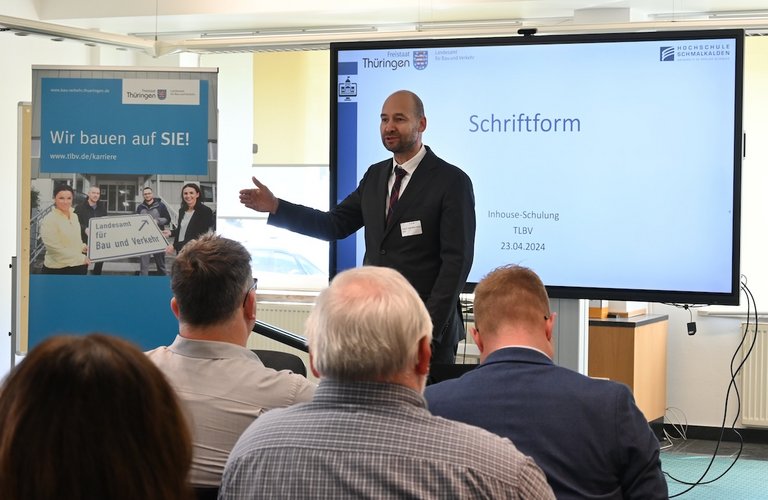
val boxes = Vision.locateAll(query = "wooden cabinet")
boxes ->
[588,315,668,421]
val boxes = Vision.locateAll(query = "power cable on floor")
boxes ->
[665,277,757,497]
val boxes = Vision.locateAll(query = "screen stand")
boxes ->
[9,256,17,370]
[550,298,589,374]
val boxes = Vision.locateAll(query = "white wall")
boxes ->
[652,304,744,427]
[198,53,254,218]
[0,6,184,380]
[0,27,89,380]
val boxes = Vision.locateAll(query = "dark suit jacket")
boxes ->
[74,200,107,242]
[424,347,668,500]
[269,146,475,349]
[173,202,215,252]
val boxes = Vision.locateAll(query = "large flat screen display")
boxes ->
[331,29,743,305]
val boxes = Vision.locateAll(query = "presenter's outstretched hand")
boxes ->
[239,177,279,214]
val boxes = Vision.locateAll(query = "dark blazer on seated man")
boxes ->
[424,265,668,500]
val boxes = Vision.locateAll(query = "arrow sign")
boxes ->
[87,214,169,262]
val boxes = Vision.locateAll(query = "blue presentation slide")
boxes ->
[336,36,738,295]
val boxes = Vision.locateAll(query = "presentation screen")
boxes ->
[331,29,743,305]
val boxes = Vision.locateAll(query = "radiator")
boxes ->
[255,302,313,336]
[742,324,768,427]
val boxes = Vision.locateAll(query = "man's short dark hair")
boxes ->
[171,233,253,326]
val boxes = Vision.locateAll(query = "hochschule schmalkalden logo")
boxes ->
[660,42,732,62]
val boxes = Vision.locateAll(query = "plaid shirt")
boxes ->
[220,379,554,499]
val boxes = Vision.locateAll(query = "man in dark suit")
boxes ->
[424,265,668,499]
[74,185,107,275]
[239,90,475,364]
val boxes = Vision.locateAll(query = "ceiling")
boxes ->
[30,0,768,33]
[5,0,768,56]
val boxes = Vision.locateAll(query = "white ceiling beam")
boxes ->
[5,13,768,57]
[0,14,157,55]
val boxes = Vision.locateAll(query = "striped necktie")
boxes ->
[387,166,407,225]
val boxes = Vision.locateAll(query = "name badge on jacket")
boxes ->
[400,220,423,237]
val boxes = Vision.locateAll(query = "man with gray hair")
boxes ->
[219,266,554,499]
[146,233,315,489]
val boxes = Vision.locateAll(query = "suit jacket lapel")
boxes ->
[376,160,395,235]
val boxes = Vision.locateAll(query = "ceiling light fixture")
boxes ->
[650,9,768,21]
[198,25,378,39]
[416,19,522,31]
[709,10,768,20]
[0,14,155,54]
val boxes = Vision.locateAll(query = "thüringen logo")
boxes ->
[413,50,428,70]
[157,89,167,100]
[660,47,675,61]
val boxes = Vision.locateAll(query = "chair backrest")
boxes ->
[427,363,477,385]
[252,349,307,377]
[192,486,218,500]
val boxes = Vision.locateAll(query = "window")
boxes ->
[204,50,330,292]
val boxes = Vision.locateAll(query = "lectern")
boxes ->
[588,314,668,422]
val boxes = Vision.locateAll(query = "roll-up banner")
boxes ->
[22,66,218,351]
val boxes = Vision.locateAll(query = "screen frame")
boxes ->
[329,29,744,306]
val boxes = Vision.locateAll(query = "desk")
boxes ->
[588,314,668,421]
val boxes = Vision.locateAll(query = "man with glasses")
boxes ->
[146,232,315,490]
[424,265,667,499]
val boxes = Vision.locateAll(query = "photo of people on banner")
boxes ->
[30,179,216,276]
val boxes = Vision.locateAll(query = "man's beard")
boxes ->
[383,133,416,154]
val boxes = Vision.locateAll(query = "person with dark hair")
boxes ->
[166,182,215,255]
[239,90,475,367]
[74,185,107,274]
[147,232,315,489]
[220,266,552,499]
[39,184,89,274]
[424,265,667,499]
[136,186,172,275]
[0,333,193,500]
